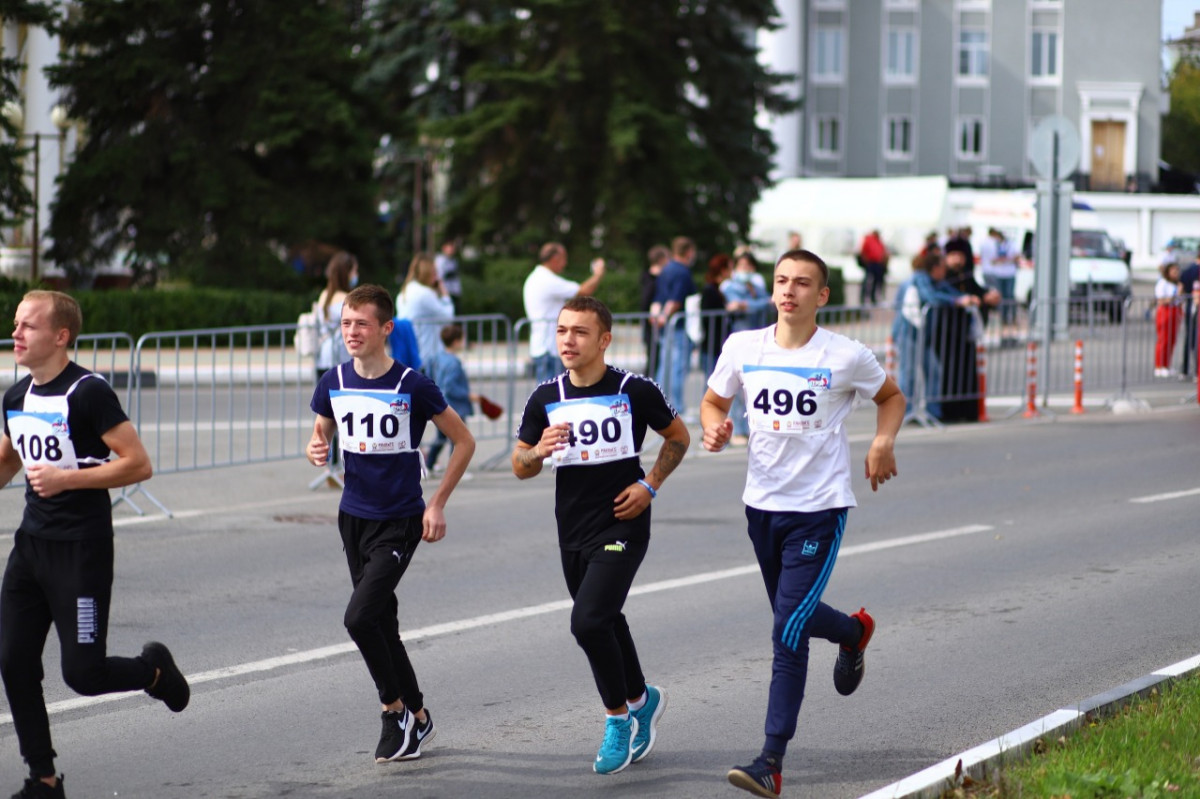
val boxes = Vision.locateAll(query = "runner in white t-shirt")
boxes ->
[700,249,905,799]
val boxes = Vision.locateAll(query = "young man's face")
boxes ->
[341,303,393,360]
[772,258,829,321]
[556,308,611,372]
[12,298,68,369]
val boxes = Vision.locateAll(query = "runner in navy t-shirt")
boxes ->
[307,284,475,765]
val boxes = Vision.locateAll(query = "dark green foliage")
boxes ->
[1162,55,1200,175]
[364,0,793,265]
[45,0,380,288]
[0,286,311,341]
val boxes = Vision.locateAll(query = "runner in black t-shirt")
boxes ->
[513,296,690,775]
[307,284,475,766]
[0,291,188,799]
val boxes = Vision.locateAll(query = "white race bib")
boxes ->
[5,374,105,471]
[547,393,636,467]
[743,364,833,436]
[329,364,416,456]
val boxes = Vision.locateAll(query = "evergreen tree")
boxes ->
[0,0,57,237]
[365,0,794,267]
[46,0,380,288]
[1162,55,1200,177]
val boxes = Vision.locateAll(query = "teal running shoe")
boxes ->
[630,685,668,763]
[593,714,638,775]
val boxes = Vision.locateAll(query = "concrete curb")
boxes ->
[860,653,1200,799]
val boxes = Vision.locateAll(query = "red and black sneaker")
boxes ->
[727,757,782,798]
[833,607,875,696]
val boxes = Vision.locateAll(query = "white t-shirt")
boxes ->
[523,265,580,358]
[1155,277,1179,303]
[979,237,1016,279]
[707,326,886,513]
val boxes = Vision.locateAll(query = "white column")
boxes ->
[758,1,803,179]
[24,24,61,262]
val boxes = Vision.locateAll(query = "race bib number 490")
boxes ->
[743,365,832,435]
[546,393,636,467]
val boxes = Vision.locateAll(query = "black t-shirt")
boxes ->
[3,362,130,540]
[517,367,676,552]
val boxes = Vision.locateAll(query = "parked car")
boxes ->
[1164,236,1200,269]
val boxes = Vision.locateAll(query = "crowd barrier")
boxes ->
[0,297,1194,511]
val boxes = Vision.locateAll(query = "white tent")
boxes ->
[749,176,953,280]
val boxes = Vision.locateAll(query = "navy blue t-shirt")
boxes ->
[310,360,447,520]
[653,259,696,307]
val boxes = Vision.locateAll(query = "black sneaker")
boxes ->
[11,776,65,799]
[374,708,416,763]
[141,642,189,712]
[727,757,782,798]
[833,607,874,697]
[410,709,436,757]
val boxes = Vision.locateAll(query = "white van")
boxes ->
[967,193,1132,320]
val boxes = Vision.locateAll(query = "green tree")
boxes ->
[364,0,795,268]
[1162,55,1200,176]
[46,0,380,288]
[0,0,58,237]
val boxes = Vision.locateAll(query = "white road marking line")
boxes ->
[1129,486,1200,504]
[0,524,990,726]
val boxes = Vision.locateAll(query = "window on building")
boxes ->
[1031,30,1059,78]
[813,27,844,82]
[886,28,916,81]
[957,29,988,78]
[884,116,913,158]
[957,116,985,159]
[813,116,841,157]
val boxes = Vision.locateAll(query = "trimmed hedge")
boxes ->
[0,286,311,341]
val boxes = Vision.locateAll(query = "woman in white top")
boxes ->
[1154,262,1182,377]
[315,252,359,374]
[396,252,455,368]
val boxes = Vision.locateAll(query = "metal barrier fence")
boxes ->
[0,300,1193,510]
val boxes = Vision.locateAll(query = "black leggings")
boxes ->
[0,532,154,778]
[339,511,424,710]
[561,537,648,711]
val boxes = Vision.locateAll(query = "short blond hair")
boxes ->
[24,290,82,345]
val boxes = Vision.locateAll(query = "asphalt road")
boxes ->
[0,403,1198,799]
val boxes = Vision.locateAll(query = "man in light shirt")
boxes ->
[523,242,605,384]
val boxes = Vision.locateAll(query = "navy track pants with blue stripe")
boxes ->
[746,506,862,756]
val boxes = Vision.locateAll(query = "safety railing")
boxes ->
[0,298,1190,508]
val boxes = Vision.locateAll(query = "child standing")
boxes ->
[426,325,475,472]
[1155,262,1183,378]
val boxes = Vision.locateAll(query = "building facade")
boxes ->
[759,0,1163,191]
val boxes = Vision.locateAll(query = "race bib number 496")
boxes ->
[743,365,832,435]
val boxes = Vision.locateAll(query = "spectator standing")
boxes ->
[721,252,772,445]
[1179,255,1200,376]
[891,253,977,420]
[641,245,669,377]
[314,252,359,479]
[699,254,735,378]
[1154,262,1183,378]
[397,252,456,370]
[523,242,605,384]
[943,227,975,272]
[979,228,1017,327]
[944,248,1000,329]
[315,252,359,377]
[856,230,888,307]
[434,240,462,301]
[699,251,904,799]
[652,237,698,415]
[0,291,189,799]
[425,325,476,474]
